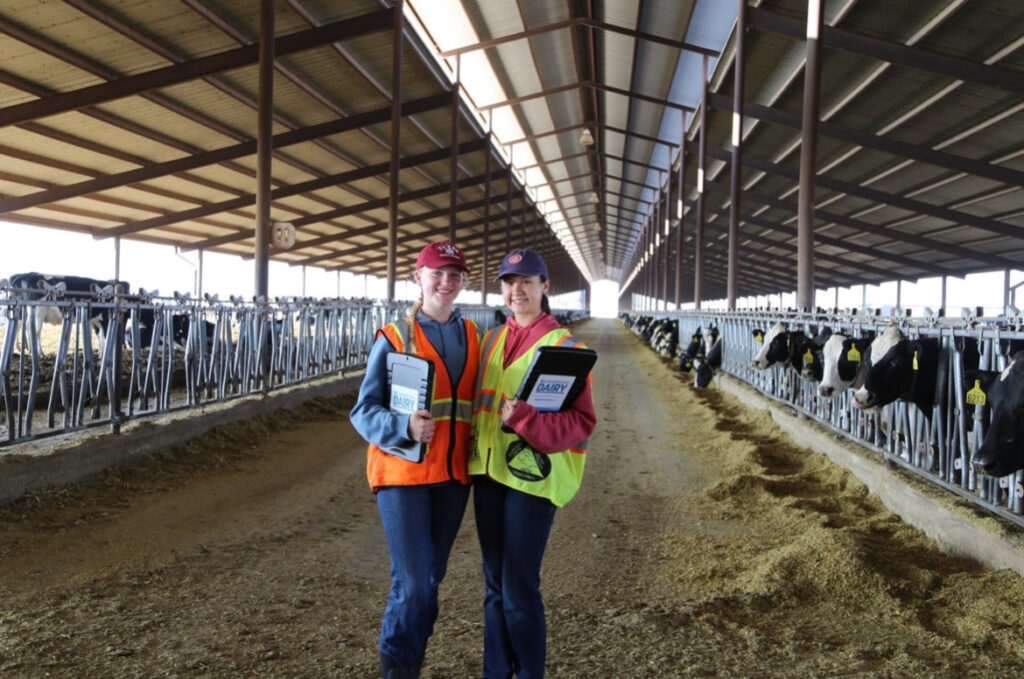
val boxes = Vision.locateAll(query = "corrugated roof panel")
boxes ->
[599,31,637,92]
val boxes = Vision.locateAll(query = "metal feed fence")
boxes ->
[0,286,513,446]
[623,308,1024,529]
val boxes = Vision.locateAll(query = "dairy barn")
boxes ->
[2,0,1024,677]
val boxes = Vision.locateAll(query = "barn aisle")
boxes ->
[1,318,1024,678]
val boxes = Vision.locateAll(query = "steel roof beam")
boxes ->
[710,93,1024,190]
[748,7,1024,95]
[113,137,488,242]
[0,93,451,216]
[706,146,1024,245]
[0,9,394,129]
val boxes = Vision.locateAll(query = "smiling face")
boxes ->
[415,265,465,320]
[500,274,549,325]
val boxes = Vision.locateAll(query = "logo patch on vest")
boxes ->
[506,439,551,482]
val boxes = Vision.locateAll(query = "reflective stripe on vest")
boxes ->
[366,316,479,490]
[469,325,588,507]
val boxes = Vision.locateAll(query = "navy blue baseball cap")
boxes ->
[495,249,549,281]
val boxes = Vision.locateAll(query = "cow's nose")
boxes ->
[819,385,833,397]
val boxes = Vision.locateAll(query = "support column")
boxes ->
[254,0,274,300]
[694,55,709,310]
[449,54,460,244]
[728,0,748,310]
[387,0,405,300]
[506,150,513,254]
[675,124,685,308]
[482,125,492,304]
[797,0,823,311]
[662,168,670,311]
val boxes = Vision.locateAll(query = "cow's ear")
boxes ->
[752,329,764,343]
[964,369,999,406]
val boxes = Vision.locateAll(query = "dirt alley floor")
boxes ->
[2,317,1024,678]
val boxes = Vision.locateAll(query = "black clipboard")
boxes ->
[501,345,597,431]
[385,352,435,463]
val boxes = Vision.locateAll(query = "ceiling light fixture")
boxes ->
[579,128,594,146]
[589,191,600,204]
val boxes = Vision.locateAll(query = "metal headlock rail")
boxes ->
[0,287,514,447]
[623,308,1024,530]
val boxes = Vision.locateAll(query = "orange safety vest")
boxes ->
[366,316,480,491]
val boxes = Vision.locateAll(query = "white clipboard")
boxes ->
[385,352,434,463]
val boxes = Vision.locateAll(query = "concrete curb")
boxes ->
[0,373,364,507]
[715,373,1024,577]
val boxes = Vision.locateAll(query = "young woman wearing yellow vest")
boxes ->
[350,242,481,679]
[470,249,597,679]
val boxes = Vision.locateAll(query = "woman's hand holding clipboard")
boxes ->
[500,346,597,433]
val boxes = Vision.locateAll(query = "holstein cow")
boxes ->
[751,322,792,370]
[692,326,722,388]
[678,327,703,373]
[793,327,832,382]
[129,307,216,352]
[649,318,678,358]
[6,272,129,354]
[817,332,876,398]
[964,350,1024,477]
[751,322,830,380]
[852,326,940,416]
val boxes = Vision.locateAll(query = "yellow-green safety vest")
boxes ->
[470,325,589,507]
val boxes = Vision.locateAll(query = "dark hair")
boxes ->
[541,276,551,314]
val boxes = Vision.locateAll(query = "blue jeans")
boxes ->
[473,477,558,679]
[377,483,471,665]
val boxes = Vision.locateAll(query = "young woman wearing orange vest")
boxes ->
[350,242,481,679]
[470,249,597,679]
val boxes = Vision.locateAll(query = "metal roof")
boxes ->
[2,1,1023,304]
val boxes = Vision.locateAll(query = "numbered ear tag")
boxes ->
[803,348,814,364]
[966,379,987,407]
[913,351,919,371]
[755,332,764,344]
[846,346,861,362]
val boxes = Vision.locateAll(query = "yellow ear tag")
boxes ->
[966,379,987,407]
[846,346,861,362]
[755,332,764,344]
[913,351,919,371]
[803,348,814,364]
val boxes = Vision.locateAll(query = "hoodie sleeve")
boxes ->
[349,335,414,449]
[505,377,597,454]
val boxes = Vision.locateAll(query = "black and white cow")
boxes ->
[649,318,678,358]
[6,272,130,353]
[966,351,1024,477]
[679,327,703,373]
[750,322,831,381]
[852,326,939,416]
[128,306,215,352]
[792,327,832,382]
[751,322,792,370]
[817,332,875,398]
[692,326,722,389]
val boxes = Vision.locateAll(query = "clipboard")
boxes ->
[501,345,597,431]
[385,352,435,463]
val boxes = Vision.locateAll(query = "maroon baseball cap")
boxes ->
[416,242,470,273]
[495,249,548,281]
